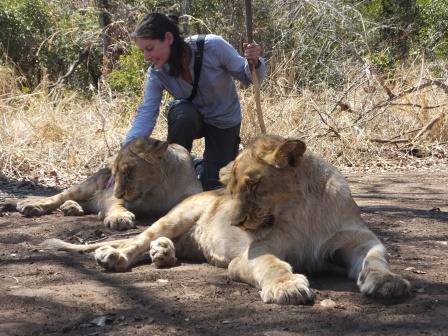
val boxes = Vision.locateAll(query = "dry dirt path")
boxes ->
[1,170,447,336]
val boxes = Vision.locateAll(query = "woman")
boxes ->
[125,13,266,190]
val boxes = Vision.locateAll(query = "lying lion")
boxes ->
[14,137,202,230]
[44,135,410,304]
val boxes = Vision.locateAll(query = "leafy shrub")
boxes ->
[0,0,51,84]
[416,0,448,58]
[109,45,147,95]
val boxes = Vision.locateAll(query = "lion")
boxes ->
[13,137,202,230]
[43,134,410,304]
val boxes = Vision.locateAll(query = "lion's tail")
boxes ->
[40,238,132,253]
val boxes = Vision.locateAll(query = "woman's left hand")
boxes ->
[243,42,262,62]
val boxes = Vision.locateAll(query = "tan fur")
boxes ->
[16,137,202,230]
[43,135,410,304]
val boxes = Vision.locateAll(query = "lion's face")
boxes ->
[221,135,306,231]
[112,137,169,202]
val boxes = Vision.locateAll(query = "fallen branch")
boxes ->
[368,113,445,145]
[368,138,409,144]
[354,80,448,126]
[411,112,446,143]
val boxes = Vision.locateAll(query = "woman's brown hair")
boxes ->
[133,13,190,77]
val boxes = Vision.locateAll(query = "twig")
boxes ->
[313,107,341,138]
[354,80,448,126]
[411,112,446,143]
[369,113,445,145]
[346,46,395,98]
[49,45,92,90]
[329,75,366,115]
[94,106,112,157]
[368,138,409,144]
[3,275,19,284]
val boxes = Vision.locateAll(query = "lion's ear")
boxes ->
[130,137,168,161]
[219,160,234,185]
[263,139,306,168]
[148,139,169,159]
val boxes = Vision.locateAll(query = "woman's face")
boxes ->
[136,32,173,69]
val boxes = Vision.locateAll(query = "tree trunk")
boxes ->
[96,0,113,77]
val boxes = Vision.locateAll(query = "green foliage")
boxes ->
[1,0,447,93]
[36,6,103,90]
[0,0,102,89]
[0,0,51,74]
[355,0,419,57]
[109,45,147,94]
[416,0,448,58]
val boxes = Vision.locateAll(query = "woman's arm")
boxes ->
[210,35,266,87]
[124,68,163,144]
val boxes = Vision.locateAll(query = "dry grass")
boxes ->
[1,59,447,188]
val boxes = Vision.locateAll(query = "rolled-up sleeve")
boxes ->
[124,68,163,144]
[211,35,266,87]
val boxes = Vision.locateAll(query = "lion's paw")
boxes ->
[60,200,84,216]
[103,211,136,230]
[358,268,411,298]
[260,274,315,305]
[149,237,177,268]
[94,245,129,271]
[16,198,55,217]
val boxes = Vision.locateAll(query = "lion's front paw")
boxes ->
[60,200,84,216]
[358,268,411,298]
[260,274,315,305]
[16,198,55,217]
[94,245,129,271]
[149,237,177,268]
[103,211,136,230]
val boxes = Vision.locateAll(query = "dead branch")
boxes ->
[368,112,445,145]
[394,80,448,100]
[50,45,91,88]
[368,138,409,144]
[355,80,448,126]
[345,46,395,98]
[362,57,395,99]
[312,106,341,138]
[411,112,446,143]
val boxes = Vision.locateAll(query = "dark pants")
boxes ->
[167,100,240,191]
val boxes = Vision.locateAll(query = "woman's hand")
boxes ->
[243,42,262,63]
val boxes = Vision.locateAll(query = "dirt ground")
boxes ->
[1,169,447,336]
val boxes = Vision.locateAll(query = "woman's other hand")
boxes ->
[243,42,262,63]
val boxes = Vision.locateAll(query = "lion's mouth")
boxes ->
[260,214,275,228]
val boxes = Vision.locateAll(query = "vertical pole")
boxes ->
[244,0,266,134]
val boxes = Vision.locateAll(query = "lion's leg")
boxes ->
[60,200,85,216]
[324,229,410,298]
[101,197,136,230]
[228,243,314,305]
[16,168,110,217]
[94,194,209,271]
[149,237,177,268]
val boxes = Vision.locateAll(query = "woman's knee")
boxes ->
[167,100,202,130]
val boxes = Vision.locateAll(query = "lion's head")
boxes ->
[220,135,306,232]
[112,137,169,202]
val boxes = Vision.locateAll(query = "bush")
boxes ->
[109,45,147,95]
[0,0,51,85]
[0,0,102,90]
